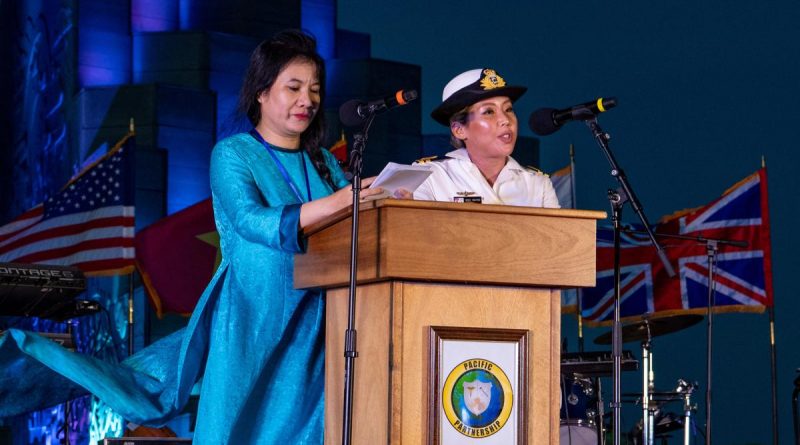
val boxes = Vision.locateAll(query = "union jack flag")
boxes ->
[0,133,136,275]
[581,168,773,323]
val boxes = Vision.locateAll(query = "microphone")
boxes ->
[529,97,617,136]
[339,89,418,127]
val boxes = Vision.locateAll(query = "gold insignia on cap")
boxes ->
[480,69,506,90]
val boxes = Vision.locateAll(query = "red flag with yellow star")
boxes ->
[135,198,220,317]
[329,131,348,164]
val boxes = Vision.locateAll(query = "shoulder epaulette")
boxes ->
[524,165,550,177]
[414,155,447,164]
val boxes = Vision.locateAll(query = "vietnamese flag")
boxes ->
[329,131,348,164]
[135,198,220,317]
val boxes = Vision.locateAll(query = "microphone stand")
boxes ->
[622,227,747,445]
[608,187,626,445]
[582,116,675,445]
[340,113,375,445]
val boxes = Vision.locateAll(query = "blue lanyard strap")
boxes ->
[249,129,312,203]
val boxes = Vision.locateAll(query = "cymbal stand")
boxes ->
[677,379,696,445]
[704,240,718,445]
[597,377,606,445]
[640,323,654,445]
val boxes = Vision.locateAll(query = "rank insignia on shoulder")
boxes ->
[414,155,446,164]
[524,165,550,177]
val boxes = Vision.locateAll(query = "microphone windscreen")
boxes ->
[528,108,560,136]
[399,89,418,104]
[339,99,365,127]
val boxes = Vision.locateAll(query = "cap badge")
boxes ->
[479,69,506,91]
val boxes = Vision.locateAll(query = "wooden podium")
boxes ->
[295,200,604,445]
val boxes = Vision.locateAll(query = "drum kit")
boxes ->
[560,314,703,445]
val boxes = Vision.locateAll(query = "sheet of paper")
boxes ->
[364,162,432,200]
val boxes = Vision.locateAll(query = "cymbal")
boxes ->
[594,314,703,345]
[622,391,686,401]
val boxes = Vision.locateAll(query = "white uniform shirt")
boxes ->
[413,148,560,208]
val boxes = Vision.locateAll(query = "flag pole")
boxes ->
[763,156,779,445]
[569,144,605,444]
[569,144,577,214]
[128,272,135,355]
[770,305,778,445]
[128,116,136,356]
[569,144,585,353]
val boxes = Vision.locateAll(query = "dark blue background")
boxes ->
[1,0,797,443]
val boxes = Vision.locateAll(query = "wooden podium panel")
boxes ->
[324,281,559,444]
[295,200,605,445]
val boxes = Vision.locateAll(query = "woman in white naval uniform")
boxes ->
[413,68,560,208]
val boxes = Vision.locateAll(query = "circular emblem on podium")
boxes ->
[442,358,513,438]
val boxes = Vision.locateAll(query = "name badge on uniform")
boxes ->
[453,191,482,204]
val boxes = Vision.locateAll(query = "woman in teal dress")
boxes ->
[0,30,384,444]
[190,29,385,443]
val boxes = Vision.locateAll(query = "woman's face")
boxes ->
[257,58,321,147]
[453,96,517,162]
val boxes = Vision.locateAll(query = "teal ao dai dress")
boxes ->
[194,132,349,443]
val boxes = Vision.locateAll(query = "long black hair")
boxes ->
[237,29,334,188]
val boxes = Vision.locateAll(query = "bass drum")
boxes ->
[560,420,598,445]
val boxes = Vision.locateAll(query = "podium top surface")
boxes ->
[302,199,607,237]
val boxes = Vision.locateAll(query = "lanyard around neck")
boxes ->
[249,129,312,203]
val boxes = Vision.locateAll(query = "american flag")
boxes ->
[580,168,773,323]
[0,134,136,275]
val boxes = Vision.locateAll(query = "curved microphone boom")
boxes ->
[339,89,418,127]
[529,97,617,135]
